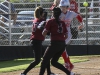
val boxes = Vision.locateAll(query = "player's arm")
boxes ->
[42,20,51,37]
[37,21,46,30]
[42,29,48,37]
[50,0,60,10]
[76,14,84,30]
[53,0,60,6]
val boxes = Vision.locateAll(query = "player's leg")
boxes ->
[41,46,55,75]
[39,45,56,75]
[62,49,74,71]
[21,40,42,75]
[51,42,70,75]
[61,33,74,71]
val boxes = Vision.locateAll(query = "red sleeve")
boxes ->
[76,14,83,23]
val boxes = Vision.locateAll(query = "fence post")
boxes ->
[78,0,80,13]
[85,0,88,54]
[40,0,42,6]
[8,1,12,46]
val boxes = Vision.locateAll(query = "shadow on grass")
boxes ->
[0,55,92,69]
[0,58,34,68]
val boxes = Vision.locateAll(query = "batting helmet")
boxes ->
[59,0,70,7]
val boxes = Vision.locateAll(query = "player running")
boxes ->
[59,0,84,71]
[50,0,84,71]
[39,7,75,75]
[20,6,54,75]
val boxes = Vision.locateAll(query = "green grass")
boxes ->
[0,56,90,73]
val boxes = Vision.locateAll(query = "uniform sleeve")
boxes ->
[72,11,83,23]
[76,14,83,23]
[43,20,51,32]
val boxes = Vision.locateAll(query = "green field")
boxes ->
[0,56,89,73]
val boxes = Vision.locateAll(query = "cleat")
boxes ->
[20,73,26,75]
[68,64,74,71]
[70,72,75,75]
[65,63,74,71]
[48,72,58,75]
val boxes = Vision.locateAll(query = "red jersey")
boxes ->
[70,0,78,13]
[44,19,67,41]
[30,18,45,41]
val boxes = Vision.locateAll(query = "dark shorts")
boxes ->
[43,40,66,59]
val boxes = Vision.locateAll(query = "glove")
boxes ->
[37,21,46,30]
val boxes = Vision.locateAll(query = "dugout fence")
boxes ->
[0,0,100,46]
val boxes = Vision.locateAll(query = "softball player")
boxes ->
[50,0,84,71]
[39,7,75,75]
[20,6,54,75]
[59,0,84,71]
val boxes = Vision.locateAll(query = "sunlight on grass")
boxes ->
[0,56,89,73]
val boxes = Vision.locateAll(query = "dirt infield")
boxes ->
[0,56,100,75]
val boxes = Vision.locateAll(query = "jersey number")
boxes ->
[57,23,63,33]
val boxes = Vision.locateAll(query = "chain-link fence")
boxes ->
[0,0,100,46]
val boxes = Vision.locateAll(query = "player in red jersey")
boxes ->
[50,0,83,71]
[39,7,75,75]
[20,6,54,75]
[50,0,78,13]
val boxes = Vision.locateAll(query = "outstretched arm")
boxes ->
[50,0,60,10]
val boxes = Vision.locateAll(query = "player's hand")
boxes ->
[78,23,84,30]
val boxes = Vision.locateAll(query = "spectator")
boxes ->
[0,0,17,26]
[70,0,78,13]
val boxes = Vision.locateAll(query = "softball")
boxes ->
[83,2,88,7]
